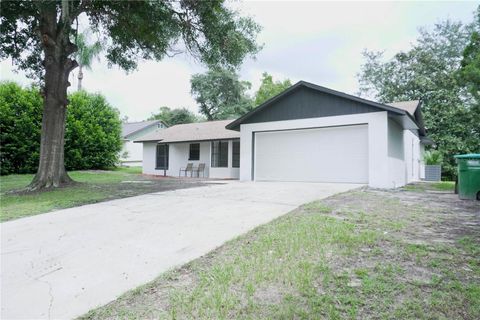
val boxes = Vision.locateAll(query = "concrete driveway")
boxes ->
[1,181,361,319]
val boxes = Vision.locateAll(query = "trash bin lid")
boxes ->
[454,153,480,159]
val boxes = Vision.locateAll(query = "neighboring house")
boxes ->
[138,81,431,188]
[121,120,166,166]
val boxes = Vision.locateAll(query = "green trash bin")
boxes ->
[454,154,480,200]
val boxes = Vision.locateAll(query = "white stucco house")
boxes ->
[121,120,166,166]
[138,120,240,179]
[137,81,431,188]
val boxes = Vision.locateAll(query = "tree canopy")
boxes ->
[0,0,261,190]
[458,6,480,101]
[358,11,480,178]
[1,1,261,78]
[148,106,199,126]
[191,68,253,120]
[254,73,292,106]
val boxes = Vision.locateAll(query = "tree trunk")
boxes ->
[28,3,78,191]
[78,65,83,91]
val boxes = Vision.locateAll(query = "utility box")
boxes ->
[454,154,480,200]
[425,165,441,181]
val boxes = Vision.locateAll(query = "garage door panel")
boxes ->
[255,125,368,183]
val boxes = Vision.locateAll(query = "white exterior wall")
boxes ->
[419,143,426,180]
[121,123,166,166]
[240,111,393,188]
[387,118,406,188]
[404,130,422,183]
[142,140,239,179]
[121,140,144,166]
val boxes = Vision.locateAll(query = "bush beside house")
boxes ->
[0,82,122,175]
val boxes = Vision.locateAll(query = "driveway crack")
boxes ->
[24,270,56,319]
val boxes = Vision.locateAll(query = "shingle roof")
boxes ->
[135,120,239,143]
[122,120,163,138]
[387,100,420,117]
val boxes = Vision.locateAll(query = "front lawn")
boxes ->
[0,167,203,222]
[81,183,480,319]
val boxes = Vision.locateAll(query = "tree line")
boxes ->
[148,72,292,125]
[358,6,479,178]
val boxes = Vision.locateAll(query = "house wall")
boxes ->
[404,130,422,183]
[121,140,143,166]
[121,123,165,166]
[142,140,239,179]
[387,118,406,188]
[240,111,393,188]
[419,143,426,180]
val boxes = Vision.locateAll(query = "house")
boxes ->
[137,120,240,178]
[138,81,431,188]
[121,120,166,166]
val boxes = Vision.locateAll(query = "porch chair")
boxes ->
[193,163,206,178]
[179,163,194,177]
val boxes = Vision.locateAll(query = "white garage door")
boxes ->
[254,125,368,183]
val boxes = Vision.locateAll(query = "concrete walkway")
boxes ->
[1,181,361,319]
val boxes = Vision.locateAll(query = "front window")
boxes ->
[189,143,200,160]
[232,140,240,168]
[211,140,228,167]
[156,144,169,169]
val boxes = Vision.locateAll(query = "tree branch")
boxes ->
[70,0,90,24]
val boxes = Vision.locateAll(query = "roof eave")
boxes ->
[134,137,239,144]
[420,136,434,145]
[123,120,166,138]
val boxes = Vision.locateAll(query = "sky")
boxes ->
[0,1,478,121]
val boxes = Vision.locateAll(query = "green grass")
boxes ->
[403,181,455,192]
[431,181,455,191]
[0,167,167,222]
[81,190,480,320]
[0,167,138,194]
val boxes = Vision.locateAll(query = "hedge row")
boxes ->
[0,82,122,175]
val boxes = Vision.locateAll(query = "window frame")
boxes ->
[232,139,240,168]
[211,140,229,168]
[189,143,200,161]
[156,144,169,170]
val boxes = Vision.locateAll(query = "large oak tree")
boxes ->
[0,0,260,190]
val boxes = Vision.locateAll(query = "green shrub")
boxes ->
[0,82,122,175]
[0,82,42,175]
[65,91,122,170]
[424,150,443,165]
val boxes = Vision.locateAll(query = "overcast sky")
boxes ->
[0,1,477,121]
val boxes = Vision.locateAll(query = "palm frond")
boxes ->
[73,30,103,70]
